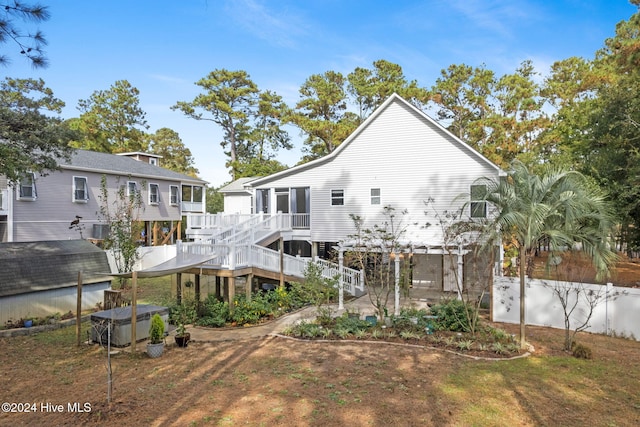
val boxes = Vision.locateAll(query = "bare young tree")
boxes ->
[346,205,412,321]
[97,175,144,287]
[545,254,623,351]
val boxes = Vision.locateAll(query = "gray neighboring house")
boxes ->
[0,240,112,325]
[0,149,207,245]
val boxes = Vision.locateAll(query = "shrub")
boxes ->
[457,340,474,351]
[169,299,198,326]
[572,343,593,359]
[197,295,230,327]
[334,315,371,334]
[429,299,473,332]
[148,314,165,344]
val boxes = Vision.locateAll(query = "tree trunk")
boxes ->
[519,248,527,349]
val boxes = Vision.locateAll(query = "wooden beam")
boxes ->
[176,272,182,305]
[246,273,253,301]
[160,223,178,245]
[228,277,235,314]
[195,274,201,312]
[153,221,159,246]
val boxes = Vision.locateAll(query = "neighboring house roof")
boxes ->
[218,177,261,193]
[249,93,505,186]
[59,149,206,185]
[116,151,163,159]
[0,240,112,297]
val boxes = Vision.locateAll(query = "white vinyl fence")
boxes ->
[493,277,640,341]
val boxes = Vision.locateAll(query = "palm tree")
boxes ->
[475,160,617,349]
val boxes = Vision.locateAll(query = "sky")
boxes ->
[6,0,638,188]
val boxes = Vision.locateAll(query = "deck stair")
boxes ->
[181,213,364,296]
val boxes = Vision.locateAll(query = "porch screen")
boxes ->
[290,187,310,228]
[256,189,270,213]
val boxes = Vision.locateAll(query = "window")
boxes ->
[73,176,89,202]
[149,158,158,166]
[149,183,160,205]
[331,189,344,206]
[182,185,203,202]
[371,188,381,205]
[470,184,487,218]
[181,184,205,212]
[127,181,138,198]
[170,185,179,206]
[193,185,203,202]
[18,173,37,200]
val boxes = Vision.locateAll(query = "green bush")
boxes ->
[196,295,230,327]
[169,298,198,326]
[334,314,371,334]
[231,294,263,325]
[429,299,473,332]
[572,343,593,359]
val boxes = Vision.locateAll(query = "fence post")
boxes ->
[338,250,344,310]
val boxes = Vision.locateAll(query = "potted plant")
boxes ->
[174,323,191,348]
[146,313,165,358]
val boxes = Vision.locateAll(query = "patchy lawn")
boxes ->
[0,320,639,426]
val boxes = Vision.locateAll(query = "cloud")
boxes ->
[447,0,536,39]
[148,74,190,84]
[223,0,310,48]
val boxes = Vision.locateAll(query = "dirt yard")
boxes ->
[0,320,639,427]
[1,252,638,426]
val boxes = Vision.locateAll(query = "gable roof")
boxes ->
[218,177,261,193]
[249,93,504,186]
[59,149,206,185]
[0,240,112,297]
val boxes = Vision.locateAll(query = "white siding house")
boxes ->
[219,177,257,214]
[227,94,504,291]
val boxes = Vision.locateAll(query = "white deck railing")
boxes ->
[178,242,363,294]
[186,212,310,234]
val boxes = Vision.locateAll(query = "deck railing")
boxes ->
[178,239,364,296]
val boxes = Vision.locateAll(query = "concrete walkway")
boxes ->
[186,294,431,343]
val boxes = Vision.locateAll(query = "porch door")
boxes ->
[275,188,289,213]
[291,187,310,228]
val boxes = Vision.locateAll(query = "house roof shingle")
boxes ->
[60,150,207,185]
[0,240,112,297]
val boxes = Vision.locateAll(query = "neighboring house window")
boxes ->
[149,183,160,205]
[371,188,381,205]
[127,181,138,198]
[182,185,203,203]
[73,176,89,203]
[18,173,37,200]
[331,189,344,206]
[193,185,203,203]
[170,185,179,206]
[149,158,158,166]
[470,184,487,218]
